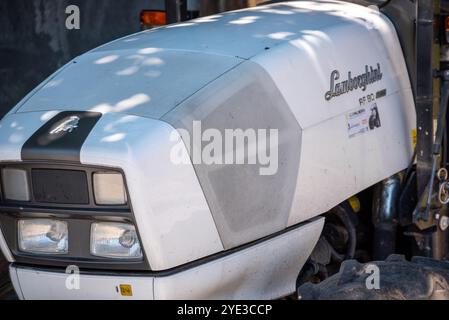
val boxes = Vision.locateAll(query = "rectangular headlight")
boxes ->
[18,219,68,254]
[2,168,30,201]
[93,172,127,205]
[90,222,142,259]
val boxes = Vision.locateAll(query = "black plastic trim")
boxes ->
[21,111,101,162]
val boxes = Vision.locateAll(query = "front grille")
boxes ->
[31,169,89,204]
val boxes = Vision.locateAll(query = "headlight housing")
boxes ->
[1,168,30,201]
[18,219,68,254]
[90,222,142,259]
[93,172,127,205]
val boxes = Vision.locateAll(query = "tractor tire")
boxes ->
[298,254,449,300]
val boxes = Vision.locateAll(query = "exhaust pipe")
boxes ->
[372,174,402,260]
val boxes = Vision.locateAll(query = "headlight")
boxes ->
[90,222,142,259]
[93,172,127,205]
[18,219,68,254]
[1,168,30,201]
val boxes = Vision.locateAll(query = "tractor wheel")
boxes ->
[298,254,449,300]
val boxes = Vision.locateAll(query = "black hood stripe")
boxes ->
[21,111,101,162]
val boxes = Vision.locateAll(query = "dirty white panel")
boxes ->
[288,89,415,225]
[13,267,154,300]
[154,217,324,299]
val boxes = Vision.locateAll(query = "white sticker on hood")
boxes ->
[346,103,381,138]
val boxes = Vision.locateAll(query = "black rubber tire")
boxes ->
[298,254,449,300]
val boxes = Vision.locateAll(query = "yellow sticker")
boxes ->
[348,196,361,213]
[119,284,133,297]
[411,128,417,148]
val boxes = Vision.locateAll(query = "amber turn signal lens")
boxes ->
[140,10,166,27]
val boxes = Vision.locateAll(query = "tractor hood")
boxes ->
[13,49,242,119]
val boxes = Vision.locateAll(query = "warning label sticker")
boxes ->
[347,103,381,138]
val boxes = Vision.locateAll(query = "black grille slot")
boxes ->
[31,169,89,204]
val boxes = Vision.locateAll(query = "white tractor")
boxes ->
[0,0,448,299]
